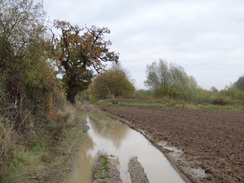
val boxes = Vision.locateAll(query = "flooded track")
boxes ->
[65,112,185,183]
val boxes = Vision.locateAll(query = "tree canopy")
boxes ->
[0,0,53,103]
[53,20,119,103]
[0,0,56,130]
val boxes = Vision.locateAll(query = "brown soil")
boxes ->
[102,107,244,183]
[129,157,149,183]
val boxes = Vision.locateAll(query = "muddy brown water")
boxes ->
[65,112,185,183]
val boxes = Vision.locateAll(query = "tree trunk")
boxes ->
[67,90,76,104]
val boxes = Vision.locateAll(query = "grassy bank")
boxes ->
[0,104,88,183]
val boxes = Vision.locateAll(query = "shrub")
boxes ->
[234,90,244,100]
[213,96,228,105]
[154,86,175,98]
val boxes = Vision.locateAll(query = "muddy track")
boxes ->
[92,154,149,183]
[102,107,244,183]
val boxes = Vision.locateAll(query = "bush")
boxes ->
[234,90,244,100]
[154,86,175,98]
[212,95,231,105]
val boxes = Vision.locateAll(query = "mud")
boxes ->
[103,107,244,183]
[128,157,149,183]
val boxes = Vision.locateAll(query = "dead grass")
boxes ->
[0,102,88,183]
[0,120,15,180]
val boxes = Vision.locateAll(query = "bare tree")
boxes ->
[144,59,170,90]
[0,0,46,56]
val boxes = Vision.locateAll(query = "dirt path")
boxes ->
[102,107,244,183]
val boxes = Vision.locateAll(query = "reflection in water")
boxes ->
[89,113,129,150]
[90,112,129,149]
[66,112,185,183]
[66,134,94,183]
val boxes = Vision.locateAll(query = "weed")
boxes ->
[30,143,45,152]
[100,175,110,179]
[82,125,89,133]
[101,156,110,172]
[1,148,45,183]
[95,155,111,180]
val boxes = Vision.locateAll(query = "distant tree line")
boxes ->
[89,58,244,104]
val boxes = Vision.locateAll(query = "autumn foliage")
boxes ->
[53,20,119,103]
[0,0,55,125]
[90,65,135,101]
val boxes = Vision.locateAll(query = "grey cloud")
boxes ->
[43,0,244,90]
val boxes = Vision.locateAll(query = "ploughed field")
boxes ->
[103,107,244,183]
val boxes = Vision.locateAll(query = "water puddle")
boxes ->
[66,112,185,183]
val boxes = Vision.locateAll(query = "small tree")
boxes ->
[90,64,135,101]
[53,21,119,103]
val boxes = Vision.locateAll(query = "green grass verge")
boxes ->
[98,98,244,111]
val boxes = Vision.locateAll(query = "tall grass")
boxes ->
[0,99,88,183]
[0,121,14,181]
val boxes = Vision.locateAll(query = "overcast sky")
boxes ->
[43,0,244,90]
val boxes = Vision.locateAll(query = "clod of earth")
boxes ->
[92,155,122,183]
[128,157,149,183]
